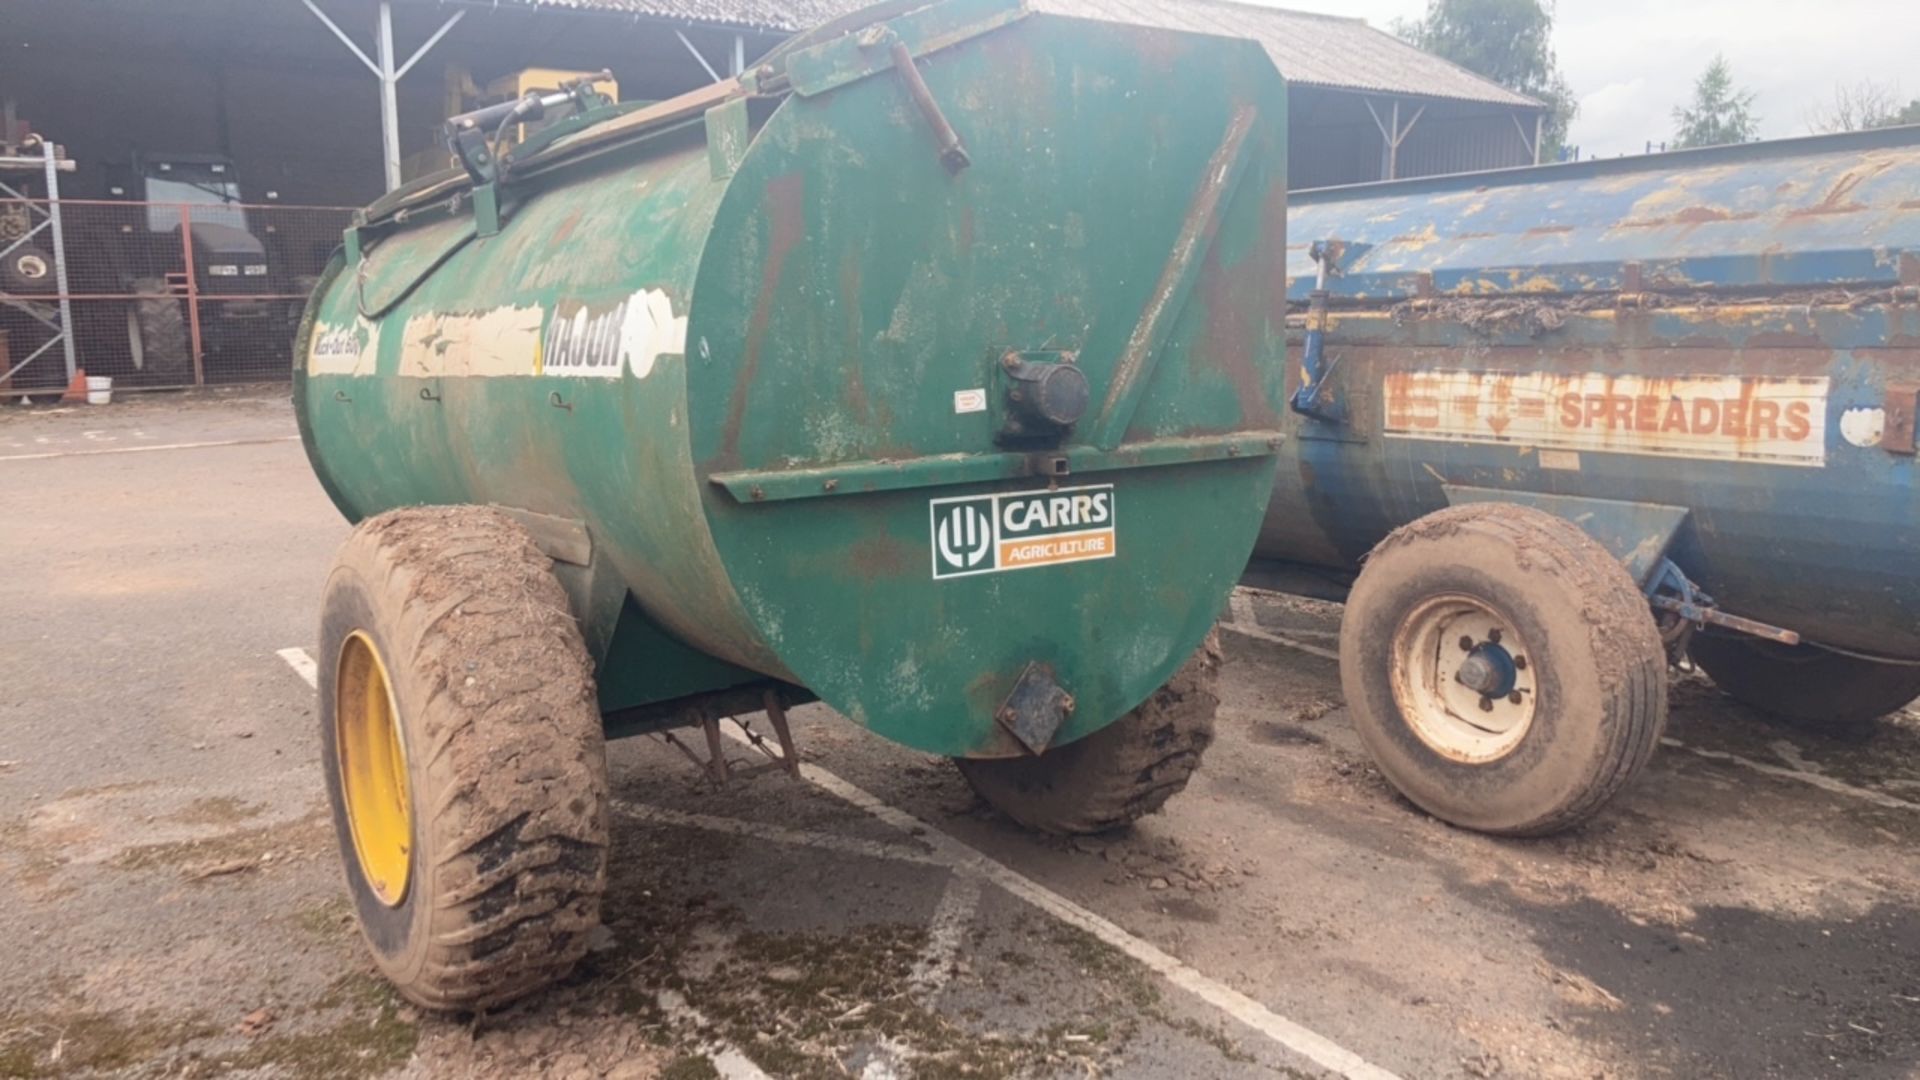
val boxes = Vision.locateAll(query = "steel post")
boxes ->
[675,29,722,83]
[179,206,206,386]
[377,3,402,192]
[303,0,462,193]
[41,141,76,382]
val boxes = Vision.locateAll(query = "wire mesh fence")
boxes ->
[1,199,353,394]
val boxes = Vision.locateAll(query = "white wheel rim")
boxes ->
[1388,594,1537,764]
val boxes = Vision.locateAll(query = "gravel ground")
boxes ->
[2,390,1916,1079]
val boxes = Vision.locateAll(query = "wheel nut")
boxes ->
[1487,628,1503,644]
[1458,635,1474,652]
[1478,697,1495,712]
[1508,692,1524,705]
[1513,655,1528,670]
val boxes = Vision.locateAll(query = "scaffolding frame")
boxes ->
[0,138,78,386]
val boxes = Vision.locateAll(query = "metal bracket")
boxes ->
[708,430,1283,504]
[994,662,1075,754]
[1087,105,1258,450]
[656,690,803,784]
[882,36,971,174]
[1645,558,1799,646]
[1290,239,1349,425]
[780,0,1028,98]
[1442,486,1690,587]
[1884,382,1918,455]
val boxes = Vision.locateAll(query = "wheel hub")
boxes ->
[1389,596,1538,763]
[1455,642,1519,699]
[335,631,413,907]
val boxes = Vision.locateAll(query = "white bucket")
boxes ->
[85,375,113,405]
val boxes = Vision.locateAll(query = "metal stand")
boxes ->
[653,690,802,785]
[0,138,77,387]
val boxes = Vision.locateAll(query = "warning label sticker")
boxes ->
[930,484,1116,580]
[1383,370,1830,467]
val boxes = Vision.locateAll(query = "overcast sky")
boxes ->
[1251,0,1920,157]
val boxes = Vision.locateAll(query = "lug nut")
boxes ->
[1479,697,1495,712]
[1513,655,1528,670]
[1458,635,1474,652]
[1487,628,1503,644]
[1508,692,1524,705]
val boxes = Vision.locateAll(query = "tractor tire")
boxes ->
[129,278,192,382]
[955,633,1219,835]
[1339,503,1667,837]
[318,505,609,1012]
[3,244,54,293]
[1690,634,1920,730]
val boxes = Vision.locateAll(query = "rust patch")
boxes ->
[847,533,912,579]
[1786,201,1866,218]
[1674,206,1746,225]
[1618,207,1758,228]
[1743,331,1825,349]
[716,171,808,468]
[1786,166,1880,218]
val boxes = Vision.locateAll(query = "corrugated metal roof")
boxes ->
[427,0,857,32]
[426,0,1543,107]
[1031,0,1540,107]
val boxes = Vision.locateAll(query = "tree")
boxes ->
[1394,0,1578,159]
[1673,55,1759,149]
[1807,80,1908,133]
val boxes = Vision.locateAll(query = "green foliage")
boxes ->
[1394,0,1577,158]
[1673,55,1759,149]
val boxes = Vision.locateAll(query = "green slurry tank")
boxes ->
[295,0,1287,1009]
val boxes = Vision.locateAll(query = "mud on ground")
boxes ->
[3,396,1919,1079]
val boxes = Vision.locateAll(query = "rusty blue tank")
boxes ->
[1247,126,1920,836]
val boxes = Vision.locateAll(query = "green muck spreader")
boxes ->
[295,0,1287,1008]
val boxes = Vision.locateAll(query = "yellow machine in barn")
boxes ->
[401,68,619,183]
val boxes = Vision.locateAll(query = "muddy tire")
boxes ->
[318,505,608,1011]
[954,634,1219,835]
[1690,635,1920,729]
[1340,504,1667,837]
[129,278,191,382]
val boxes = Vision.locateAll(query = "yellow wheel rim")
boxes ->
[335,631,413,907]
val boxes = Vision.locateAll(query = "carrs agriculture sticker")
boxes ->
[930,484,1116,579]
[1383,370,1830,467]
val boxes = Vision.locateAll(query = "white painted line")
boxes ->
[277,647,319,689]
[1228,588,1258,627]
[0,435,299,462]
[275,647,1394,1078]
[719,726,1399,1080]
[1221,620,1343,663]
[612,800,945,866]
[1660,737,1919,812]
[657,989,773,1080]
[908,871,982,1000]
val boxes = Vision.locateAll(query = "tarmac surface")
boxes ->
[3,389,1918,1079]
